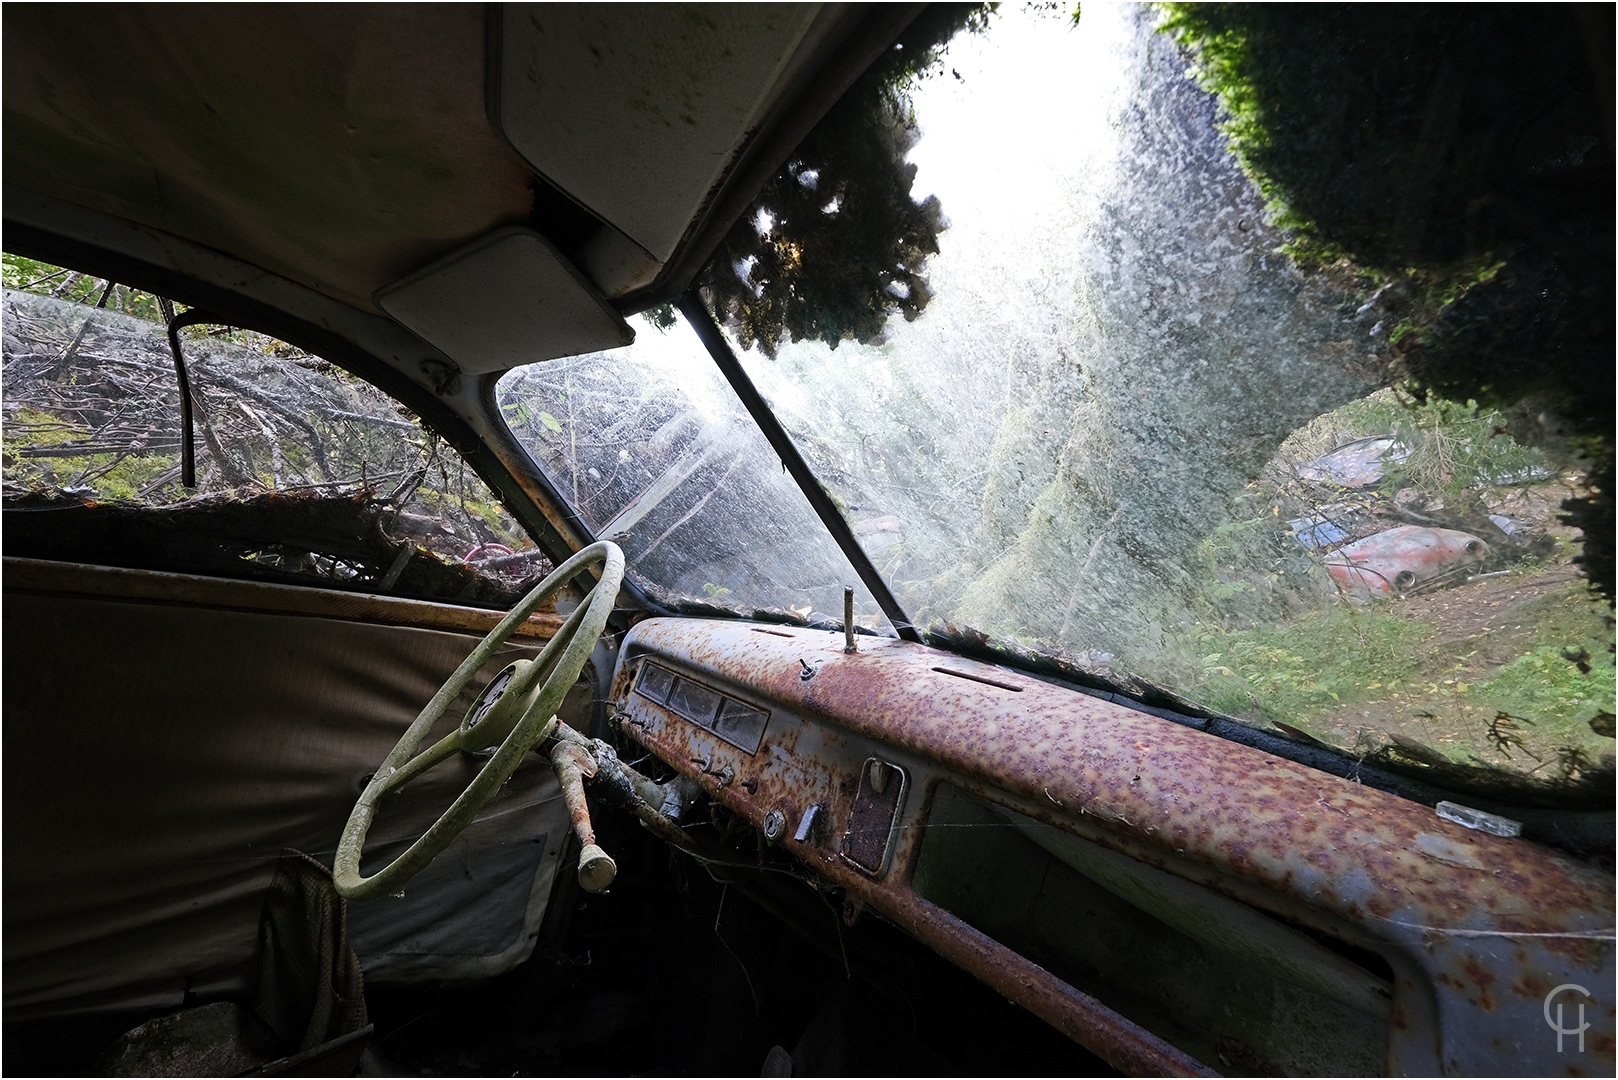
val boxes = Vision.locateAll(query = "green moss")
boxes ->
[3,403,182,500]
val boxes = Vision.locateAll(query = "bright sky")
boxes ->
[720,5,1144,420]
[906,3,1131,250]
[562,5,1144,427]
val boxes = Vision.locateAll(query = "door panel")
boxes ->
[3,559,577,1017]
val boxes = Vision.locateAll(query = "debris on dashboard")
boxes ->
[1434,800,1523,838]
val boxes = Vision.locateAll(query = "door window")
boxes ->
[2,259,549,605]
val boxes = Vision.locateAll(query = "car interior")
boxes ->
[3,4,1613,1077]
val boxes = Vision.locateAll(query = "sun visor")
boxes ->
[376,227,634,374]
[491,3,823,263]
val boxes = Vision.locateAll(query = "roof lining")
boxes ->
[615,4,928,315]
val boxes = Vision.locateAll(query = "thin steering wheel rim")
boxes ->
[334,540,623,901]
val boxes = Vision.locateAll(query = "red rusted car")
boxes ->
[4,5,1610,1078]
[1326,525,1491,595]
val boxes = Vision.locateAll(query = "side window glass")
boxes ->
[2,260,550,604]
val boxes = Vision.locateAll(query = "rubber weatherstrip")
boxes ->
[164,307,227,489]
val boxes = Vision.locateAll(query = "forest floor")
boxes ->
[1292,564,1614,773]
[1186,489,1614,781]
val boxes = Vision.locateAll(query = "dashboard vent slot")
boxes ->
[932,666,1024,692]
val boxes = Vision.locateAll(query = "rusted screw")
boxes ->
[842,896,864,926]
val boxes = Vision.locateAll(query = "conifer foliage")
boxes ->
[699,5,992,357]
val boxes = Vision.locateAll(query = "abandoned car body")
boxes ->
[4,4,1613,1077]
[1324,526,1490,597]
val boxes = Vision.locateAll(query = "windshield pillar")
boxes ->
[676,292,921,642]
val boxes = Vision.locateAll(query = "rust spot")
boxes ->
[1515,973,1551,1000]
[1458,955,1497,1011]
[1542,935,1603,965]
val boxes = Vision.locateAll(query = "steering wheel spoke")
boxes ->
[335,541,624,901]
[370,728,466,800]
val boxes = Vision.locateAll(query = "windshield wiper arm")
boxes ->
[677,292,920,643]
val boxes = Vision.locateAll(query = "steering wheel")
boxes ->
[334,541,624,901]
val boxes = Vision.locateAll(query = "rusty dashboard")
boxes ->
[610,617,1615,1076]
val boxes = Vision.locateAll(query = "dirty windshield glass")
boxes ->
[693,6,1612,788]
[496,320,893,630]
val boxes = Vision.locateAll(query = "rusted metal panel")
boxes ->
[3,556,563,641]
[1324,525,1488,594]
[613,617,1616,1077]
[613,671,1214,1075]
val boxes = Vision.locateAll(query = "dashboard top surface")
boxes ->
[618,617,1613,941]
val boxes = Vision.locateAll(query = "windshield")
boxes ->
[496,321,894,632]
[500,5,1612,789]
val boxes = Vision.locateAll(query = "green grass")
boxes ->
[1189,606,1432,719]
[1467,645,1615,748]
[1180,572,1615,773]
